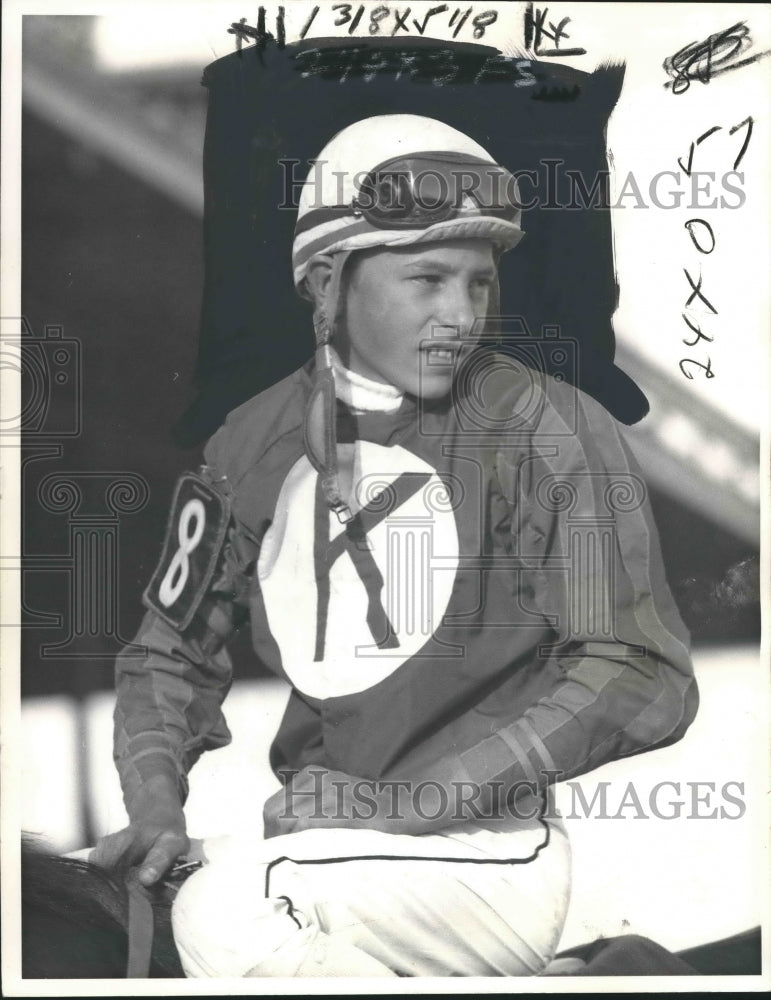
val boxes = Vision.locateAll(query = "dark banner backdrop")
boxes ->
[179,37,646,448]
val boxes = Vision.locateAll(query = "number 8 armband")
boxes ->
[143,471,234,632]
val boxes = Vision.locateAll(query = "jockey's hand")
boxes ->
[92,774,189,886]
[262,766,448,839]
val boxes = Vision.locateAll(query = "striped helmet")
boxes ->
[292,114,524,294]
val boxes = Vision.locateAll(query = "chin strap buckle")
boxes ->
[330,500,353,524]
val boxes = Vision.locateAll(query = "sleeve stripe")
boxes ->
[515,716,557,773]
[494,725,540,785]
[124,746,180,768]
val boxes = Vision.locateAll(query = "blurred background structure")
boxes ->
[15,13,763,956]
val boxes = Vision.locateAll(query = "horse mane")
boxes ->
[21,838,184,979]
[676,554,760,639]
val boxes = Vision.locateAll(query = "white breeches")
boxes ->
[172,806,571,978]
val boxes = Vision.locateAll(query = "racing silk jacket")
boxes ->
[114,354,698,808]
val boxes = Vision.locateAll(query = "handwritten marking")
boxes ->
[413,4,450,35]
[683,268,718,315]
[292,44,534,87]
[677,143,695,177]
[684,219,715,255]
[348,4,366,33]
[697,126,722,146]
[450,6,471,38]
[663,21,768,94]
[728,116,753,170]
[674,118,751,379]
[229,8,287,54]
[234,4,500,45]
[679,357,715,380]
[392,6,411,34]
[677,117,753,180]
[681,315,713,348]
[524,1,586,57]
[299,5,320,39]
[369,5,391,35]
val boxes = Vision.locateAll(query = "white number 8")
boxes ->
[159,498,206,608]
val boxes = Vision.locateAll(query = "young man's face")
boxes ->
[337,239,497,399]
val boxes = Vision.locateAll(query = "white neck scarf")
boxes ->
[329,347,403,414]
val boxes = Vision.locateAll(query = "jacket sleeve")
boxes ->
[113,430,257,809]
[393,385,698,800]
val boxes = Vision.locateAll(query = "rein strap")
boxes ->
[125,875,155,978]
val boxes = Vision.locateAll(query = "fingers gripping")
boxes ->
[93,825,188,885]
[139,830,189,885]
[92,827,137,869]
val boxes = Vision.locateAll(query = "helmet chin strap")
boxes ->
[487,249,502,342]
[303,251,354,523]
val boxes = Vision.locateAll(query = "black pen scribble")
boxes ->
[663,21,768,94]
[683,268,718,315]
[681,315,713,348]
[728,116,753,170]
[696,126,722,145]
[676,117,753,176]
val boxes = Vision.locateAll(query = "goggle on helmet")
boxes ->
[292,115,524,292]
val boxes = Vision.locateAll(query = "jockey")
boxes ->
[96,114,697,977]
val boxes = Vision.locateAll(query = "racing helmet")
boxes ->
[293,114,524,292]
[294,115,525,522]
